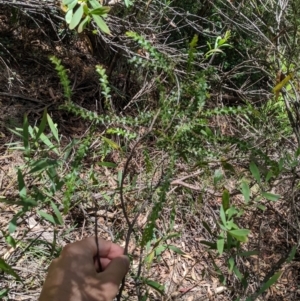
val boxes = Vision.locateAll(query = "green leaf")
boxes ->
[92,14,110,34]
[226,220,239,230]
[124,0,133,7]
[35,110,48,142]
[68,0,78,9]
[143,279,165,294]
[286,246,297,263]
[202,221,212,235]
[222,161,235,174]
[39,132,59,154]
[0,257,20,280]
[217,236,224,255]
[23,114,30,155]
[102,137,120,149]
[78,16,90,33]
[65,8,73,24]
[228,229,250,242]
[89,0,101,9]
[228,257,234,273]
[155,245,167,257]
[8,128,23,138]
[213,169,223,186]
[0,289,9,298]
[258,271,283,295]
[233,266,243,280]
[38,210,57,225]
[98,161,117,168]
[265,170,273,183]
[50,201,63,225]
[89,7,111,15]
[17,169,26,199]
[47,114,59,143]
[69,4,84,30]
[222,189,230,211]
[241,180,250,203]
[168,245,185,255]
[250,162,260,183]
[220,203,227,226]
[257,204,266,211]
[226,206,239,220]
[29,159,58,174]
[63,0,75,4]
[8,216,18,234]
[261,192,280,201]
[200,240,217,249]
[5,234,16,248]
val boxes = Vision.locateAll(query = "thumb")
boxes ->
[97,255,130,299]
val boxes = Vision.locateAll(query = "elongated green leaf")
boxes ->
[0,257,20,280]
[63,0,75,5]
[202,221,212,235]
[69,4,84,30]
[68,0,78,9]
[38,210,57,225]
[286,246,297,263]
[228,257,234,273]
[163,233,179,242]
[222,189,230,211]
[262,192,280,201]
[258,271,283,295]
[98,161,117,168]
[29,159,58,174]
[9,216,18,234]
[92,14,110,34]
[89,0,101,9]
[222,161,235,174]
[213,169,223,186]
[89,7,111,15]
[47,114,59,143]
[233,266,243,280]
[220,204,226,226]
[17,169,26,199]
[23,115,30,155]
[265,170,273,183]
[229,229,250,242]
[155,245,167,257]
[8,128,23,138]
[102,137,119,149]
[0,289,9,298]
[250,162,260,183]
[78,16,90,33]
[241,180,250,203]
[51,201,63,225]
[200,240,217,249]
[5,234,16,248]
[168,245,185,255]
[35,110,47,142]
[217,236,224,255]
[143,279,165,294]
[124,0,132,7]
[65,8,73,24]
[39,132,59,155]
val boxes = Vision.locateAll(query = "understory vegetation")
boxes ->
[0,0,300,300]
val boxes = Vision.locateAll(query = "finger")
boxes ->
[61,237,124,259]
[97,256,130,299]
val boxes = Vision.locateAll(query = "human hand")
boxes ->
[39,237,129,301]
